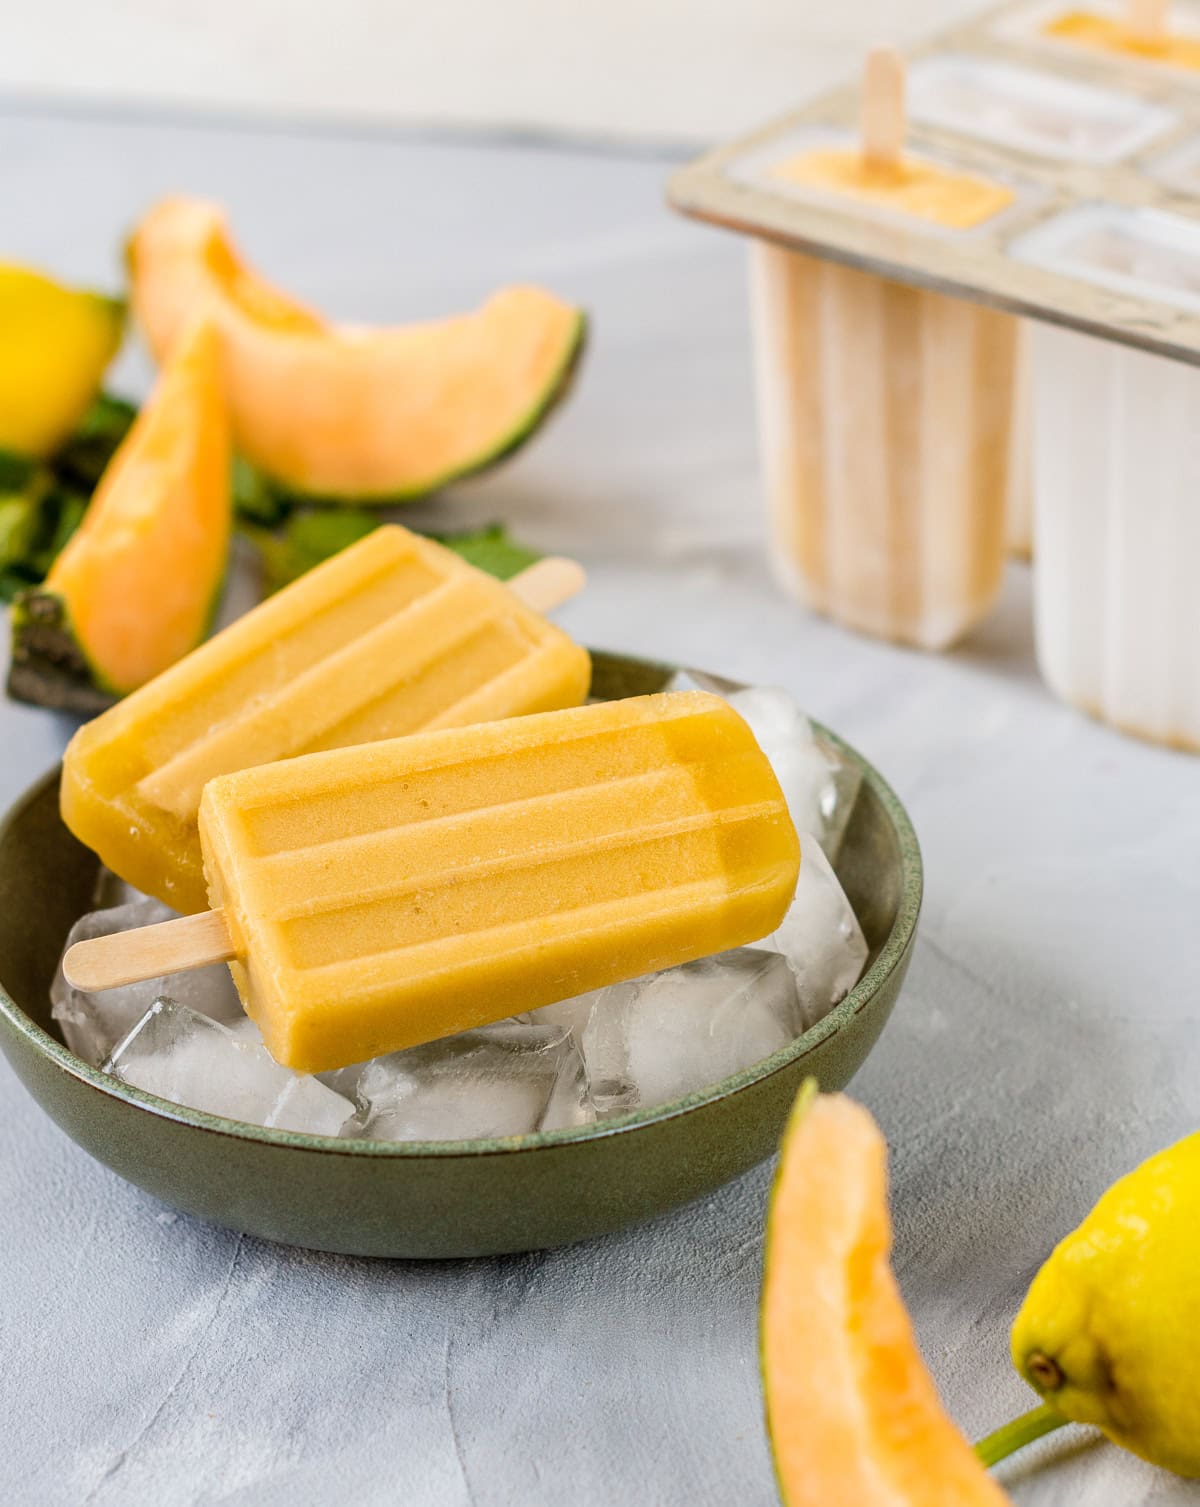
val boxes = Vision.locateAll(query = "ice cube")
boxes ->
[355,1020,587,1142]
[723,686,862,861]
[531,989,601,1038]
[91,865,150,910]
[51,900,246,1066]
[580,948,802,1113]
[753,839,869,1029]
[103,998,354,1136]
[664,667,744,697]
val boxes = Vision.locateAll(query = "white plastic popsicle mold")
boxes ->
[1012,201,1200,313]
[749,240,1016,650]
[671,5,1200,744]
[1146,130,1200,191]
[1031,321,1200,751]
[906,54,1177,164]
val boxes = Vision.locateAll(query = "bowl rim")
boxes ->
[0,691,922,1162]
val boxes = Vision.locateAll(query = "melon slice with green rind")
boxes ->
[761,1084,1012,1506]
[8,321,231,710]
[128,196,585,502]
[0,263,124,459]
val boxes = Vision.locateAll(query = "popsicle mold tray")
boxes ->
[669,0,1200,750]
[669,1,1200,363]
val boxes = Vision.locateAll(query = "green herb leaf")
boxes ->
[239,507,381,594]
[232,457,291,527]
[0,493,41,570]
[241,509,541,595]
[424,523,541,580]
[52,392,137,492]
[0,449,41,493]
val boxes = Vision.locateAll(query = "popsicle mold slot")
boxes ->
[749,242,1015,650]
[1011,202,1200,311]
[1000,0,1200,77]
[1146,130,1200,191]
[906,55,1176,163]
[1030,323,1200,750]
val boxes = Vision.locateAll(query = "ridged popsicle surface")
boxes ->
[199,692,802,1073]
[61,525,591,911]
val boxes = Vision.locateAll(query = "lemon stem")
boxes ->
[975,1403,1068,1466]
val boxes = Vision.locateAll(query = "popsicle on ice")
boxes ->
[61,524,591,913]
[749,51,1017,647]
[64,692,803,1074]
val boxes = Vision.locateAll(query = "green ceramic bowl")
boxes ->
[0,651,921,1258]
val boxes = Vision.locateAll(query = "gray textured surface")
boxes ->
[2,104,1199,1507]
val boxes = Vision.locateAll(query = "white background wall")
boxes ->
[4,1,986,144]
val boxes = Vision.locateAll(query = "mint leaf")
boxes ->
[0,494,40,570]
[425,523,541,580]
[242,510,541,595]
[240,507,380,594]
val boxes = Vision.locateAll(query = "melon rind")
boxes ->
[261,310,587,507]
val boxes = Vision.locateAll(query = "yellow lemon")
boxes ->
[0,264,123,457]
[1008,1129,1200,1477]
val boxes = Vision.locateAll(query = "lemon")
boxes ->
[0,263,124,457]
[995,1129,1200,1477]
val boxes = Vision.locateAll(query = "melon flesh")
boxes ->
[44,320,231,693]
[761,1089,1011,1507]
[129,197,585,500]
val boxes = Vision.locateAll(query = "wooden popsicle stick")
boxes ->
[860,47,907,173]
[508,556,586,614]
[1128,0,1168,39]
[63,909,235,992]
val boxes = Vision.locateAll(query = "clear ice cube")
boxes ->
[753,838,869,1029]
[723,686,862,861]
[354,1020,589,1142]
[90,865,150,910]
[51,900,246,1067]
[579,948,802,1114]
[103,998,354,1136]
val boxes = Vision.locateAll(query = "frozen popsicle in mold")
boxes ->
[747,50,1018,647]
[771,51,1015,229]
[1030,322,1200,751]
[61,524,590,913]
[63,693,802,1074]
[750,243,1016,648]
[1044,0,1200,72]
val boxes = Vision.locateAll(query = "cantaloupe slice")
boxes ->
[0,264,124,458]
[8,321,231,709]
[128,196,585,501]
[761,1085,1012,1507]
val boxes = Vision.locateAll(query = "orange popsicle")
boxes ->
[62,525,590,912]
[64,692,802,1073]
